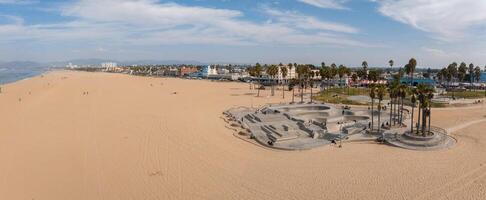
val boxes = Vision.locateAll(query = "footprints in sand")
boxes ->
[149,171,163,177]
[413,164,486,200]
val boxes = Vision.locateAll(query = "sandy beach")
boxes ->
[0,70,485,200]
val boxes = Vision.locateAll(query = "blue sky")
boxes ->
[1,0,486,68]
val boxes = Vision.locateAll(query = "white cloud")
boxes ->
[0,0,37,4]
[374,0,486,41]
[0,0,373,62]
[263,8,358,33]
[297,0,348,10]
[0,0,365,47]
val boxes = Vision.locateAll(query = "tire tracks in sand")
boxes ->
[412,118,486,200]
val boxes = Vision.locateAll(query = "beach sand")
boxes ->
[0,71,485,200]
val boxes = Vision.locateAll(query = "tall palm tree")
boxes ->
[320,66,330,90]
[388,83,396,127]
[376,85,386,137]
[410,89,417,134]
[281,66,288,99]
[288,63,293,80]
[338,65,347,88]
[330,63,337,87]
[254,63,262,97]
[310,71,315,103]
[296,65,310,103]
[351,73,358,87]
[474,66,481,83]
[458,62,467,82]
[405,58,417,87]
[447,63,458,98]
[469,63,475,90]
[266,65,278,96]
[369,84,376,132]
[389,59,394,72]
[362,61,368,80]
[398,84,408,125]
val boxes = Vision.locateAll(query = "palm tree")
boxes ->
[290,78,297,103]
[405,58,417,87]
[469,63,475,90]
[376,85,386,137]
[362,61,368,80]
[296,65,310,103]
[474,66,481,83]
[288,63,293,80]
[389,59,394,72]
[369,84,376,132]
[320,66,331,90]
[458,62,467,82]
[310,71,315,103]
[415,84,434,135]
[397,84,408,125]
[281,66,288,99]
[266,65,279,96]
[351,73,358,87]
[330,63,337,87]
[410,89,417,134]
[388,82,396,127]
[338,65,347,88]
[447,63,458,98]
[254,63,262,97]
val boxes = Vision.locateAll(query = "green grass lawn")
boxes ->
[443,90,486,99]
[313,87,386,105]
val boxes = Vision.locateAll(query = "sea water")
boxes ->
[0,67,47,84]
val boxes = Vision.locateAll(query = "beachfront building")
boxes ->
[201,65,218,77]
[274,65,297,82]
[481,72,486,82]
[397,76,435,86]
[66,62,78,69]
[179,66,198,77]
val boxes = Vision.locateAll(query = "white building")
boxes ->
[66,62,78,69]
[202,65,218,77]
[275,65,297,81]
[102,62,118,71]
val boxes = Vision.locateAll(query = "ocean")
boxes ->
[0,67,48,85]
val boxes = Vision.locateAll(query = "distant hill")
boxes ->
[0,61,45,68]
[0,59,244,68]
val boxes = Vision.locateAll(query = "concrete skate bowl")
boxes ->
[292,111,330,119]
[325,115,370,123]
[344,115,369,121]
[275,105,331,112]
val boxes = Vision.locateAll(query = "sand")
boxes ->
[0,70,485,200]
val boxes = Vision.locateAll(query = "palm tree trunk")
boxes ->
[282,82,285,99]
[257,81,260,97]
[292,87,295,103]
[389,99,393,127]
[399,97,402,125]
[300,81,304,103]
[422,107,427,136]
[271,78,275,96]
[378,100,382,135]
[428,106,431,133]
[310,82,313,103]
[417,103,421,134]
[392,97,396,126]
[371,99,374,131]
[411,103,414,134]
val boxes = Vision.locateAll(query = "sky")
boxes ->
[1,0,486,68]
